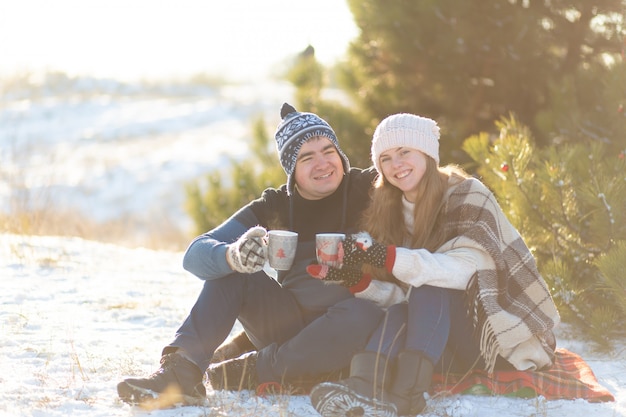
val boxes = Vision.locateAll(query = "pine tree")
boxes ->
[286,46,373,168]
[462,115,626,347]
[286,45,324,112]
[340,0,623,163]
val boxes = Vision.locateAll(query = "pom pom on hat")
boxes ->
[274,103,350,195]
[280,102,297,119]
[371,113,440,173]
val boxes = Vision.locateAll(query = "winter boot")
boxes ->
[388,350,434,415]
[208,351,258,390]
[117,352,206,407]
[310,351,397,417]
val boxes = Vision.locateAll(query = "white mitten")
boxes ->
[226,226,268,273]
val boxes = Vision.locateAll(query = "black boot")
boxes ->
[310,351,397,417]
[207,351,258,390]
[117,353,206,407]
[389,351,434,415]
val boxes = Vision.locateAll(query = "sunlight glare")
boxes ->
[0,0,358,81]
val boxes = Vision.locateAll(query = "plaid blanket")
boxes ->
[430,348,614,402]
[440,177,560,372]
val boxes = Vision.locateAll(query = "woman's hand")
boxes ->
[306,263,372,294]
[342,231,396,272]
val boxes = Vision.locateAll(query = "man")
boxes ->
[116,103,383,406]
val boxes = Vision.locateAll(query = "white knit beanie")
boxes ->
[371,113,440,173]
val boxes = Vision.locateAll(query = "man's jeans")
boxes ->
[167,268,384,383]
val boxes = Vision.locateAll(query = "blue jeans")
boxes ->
[365,285,485,373]
[166,267,384,383]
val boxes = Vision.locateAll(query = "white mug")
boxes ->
[267,230,298,270]
[315,233,346,268]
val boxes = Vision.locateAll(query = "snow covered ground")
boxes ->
[1,233,624,417]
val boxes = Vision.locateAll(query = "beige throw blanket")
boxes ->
[439,177,560,372]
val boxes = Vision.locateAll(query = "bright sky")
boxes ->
[0,0,358,81]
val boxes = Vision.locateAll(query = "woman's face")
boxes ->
[379,147,428,203]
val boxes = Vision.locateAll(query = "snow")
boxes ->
[0,76,293,242]
[1,76,624,416]
[1,233,624,417]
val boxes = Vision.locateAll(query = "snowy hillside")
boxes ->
[1,233,624,417]
[0,75,293,247]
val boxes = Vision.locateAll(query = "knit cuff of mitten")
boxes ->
[226,246,247,272]
[385,246,397,273]
[226,241,266,274]
[349,273,372,294]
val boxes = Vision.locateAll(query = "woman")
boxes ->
[307,113,560,417]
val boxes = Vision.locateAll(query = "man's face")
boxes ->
[293,136,345,200]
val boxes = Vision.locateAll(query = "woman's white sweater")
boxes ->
[357,196,488,308]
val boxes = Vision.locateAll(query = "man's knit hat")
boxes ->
[274,103,350,194]
[371,113,440,173]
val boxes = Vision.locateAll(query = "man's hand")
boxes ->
[226,226,268,274]
[342,231,396,272]
[306,263,372,294]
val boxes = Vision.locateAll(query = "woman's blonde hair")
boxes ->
[361,157,469,252]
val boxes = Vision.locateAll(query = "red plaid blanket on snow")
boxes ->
[430,348,614,402]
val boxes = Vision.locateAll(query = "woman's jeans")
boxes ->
[365,285,486,374]
[166,269,384,383]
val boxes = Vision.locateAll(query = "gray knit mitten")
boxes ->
[226,226,268,274]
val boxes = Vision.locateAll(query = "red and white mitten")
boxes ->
[342,231,396,272]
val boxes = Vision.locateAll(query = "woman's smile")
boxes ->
[394,169,411,180]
